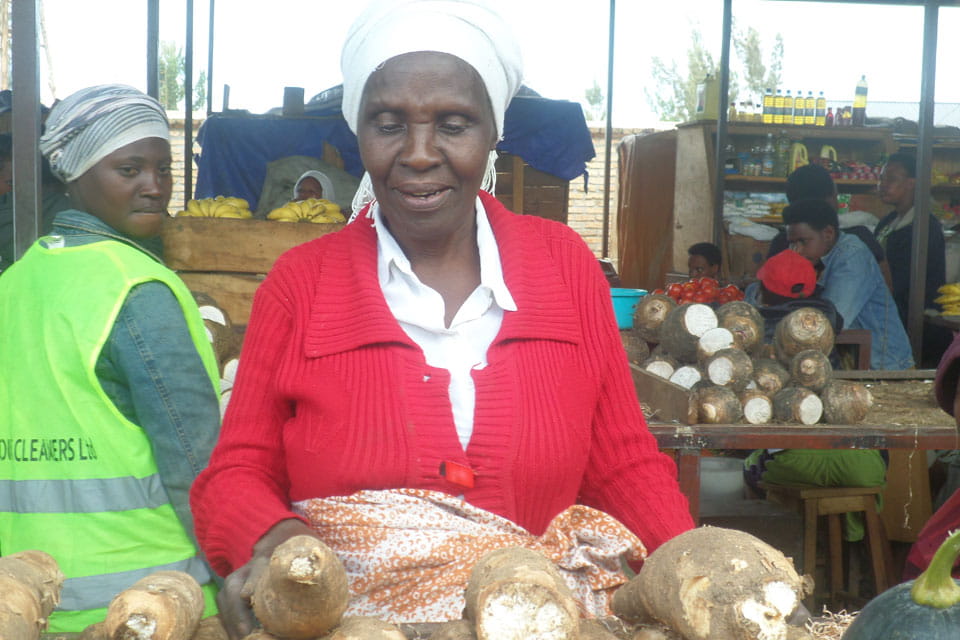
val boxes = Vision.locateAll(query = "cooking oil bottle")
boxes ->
[815,91,827,126]
[853,75,868,126]
[773,89,784,124]
[804,91,815,126]
[762,88,774,124]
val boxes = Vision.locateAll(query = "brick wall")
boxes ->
[168,115,203,211]
[170,116,663,272]
[565,126,660,266]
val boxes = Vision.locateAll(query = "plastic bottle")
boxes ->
[754,103,763,122]
[793,90,804,126]
[761,133,776,177]
[853,75,868,126]
[825,106,834,127]
[773,89,784,124]
[775,130,792,177]
[784,90,793,125]
[728,101,737,122]
[723,143,739,174]
[804,91,816,126]
[695,73,719,120]
[762,89,774,123]
[841,105,853,127]
[815,91,827,126]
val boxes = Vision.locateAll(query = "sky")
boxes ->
[34,1,960,128]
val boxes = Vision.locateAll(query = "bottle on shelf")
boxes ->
[853,75,868,126]
[754,103,763,122]
[775,130,792,177]
[825,106,834,127]
[815,91,827,126]
[793,90,804,126]
[728,101,737,122]
[773,89,784,124]
[784,90,794,125]
[761,132,776,177]
[723,143,740,174]
[841,105,853,127]
[804,91,816,126]
[762,88,774,124]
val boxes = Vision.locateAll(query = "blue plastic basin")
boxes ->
[610,287,648,329]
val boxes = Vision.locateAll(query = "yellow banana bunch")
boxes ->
[177,196,253,219]
[267,198,346,224]
[936,283,960,315]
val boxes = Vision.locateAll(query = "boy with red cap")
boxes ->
[744,248,886,547]
[746,248,843,346]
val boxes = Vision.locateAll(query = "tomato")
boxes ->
[681,290,697,302]
[692,291,713,304]
[698,277,719,291]
[682,281,698,293]
[652,288,665,295]
[666,283,683,298]
[717,291,733,304]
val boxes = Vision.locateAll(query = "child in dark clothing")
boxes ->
[747,248,844,345]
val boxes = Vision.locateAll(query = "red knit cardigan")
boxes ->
[190,192,693,576]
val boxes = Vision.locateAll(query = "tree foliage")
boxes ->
[584,79,605,121]
[646,22,782,123]
[158,40,207,111]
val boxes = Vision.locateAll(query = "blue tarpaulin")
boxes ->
[194,95,595,211]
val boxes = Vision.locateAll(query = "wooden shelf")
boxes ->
[725,175,878,187]
[687,119,894,142]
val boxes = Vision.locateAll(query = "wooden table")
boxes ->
[648,422,960,523]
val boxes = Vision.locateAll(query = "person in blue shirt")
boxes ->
[784,198,914,370]
[767,163,893,292]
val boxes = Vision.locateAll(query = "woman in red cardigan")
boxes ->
[190,1,693,636]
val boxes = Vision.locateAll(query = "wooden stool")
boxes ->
[762,483,894,607]
[835,329,872,370]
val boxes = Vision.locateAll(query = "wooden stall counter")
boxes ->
[161,216,344,325]
[634,365,960,538]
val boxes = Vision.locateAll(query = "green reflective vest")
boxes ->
[0,238,220,632]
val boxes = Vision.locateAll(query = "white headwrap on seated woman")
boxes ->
[341,0,524,217]
[293,169,336,202]
[39,84,169,184]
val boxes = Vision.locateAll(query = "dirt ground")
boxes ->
[861,379,954,427]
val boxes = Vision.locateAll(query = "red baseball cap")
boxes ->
[757,249,816,298]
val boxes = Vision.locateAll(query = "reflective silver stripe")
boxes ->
[58,556,214,611]
[0,475,168,513]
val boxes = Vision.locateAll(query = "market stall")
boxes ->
[193,92,595,216]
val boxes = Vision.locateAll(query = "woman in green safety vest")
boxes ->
[0,84,221,633]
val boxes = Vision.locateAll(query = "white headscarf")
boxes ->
[294,170,336,202]
[39,84,169,183]
[340,0,524,216]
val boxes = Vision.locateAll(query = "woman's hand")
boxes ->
[216,518,322,640]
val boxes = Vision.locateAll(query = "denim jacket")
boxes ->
[819,232,914,370]
[46,210,220,546]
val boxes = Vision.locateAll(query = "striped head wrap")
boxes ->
[39,84,169,183]
[340,0,523,217]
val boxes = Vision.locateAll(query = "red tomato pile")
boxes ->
[652,278,745,305]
